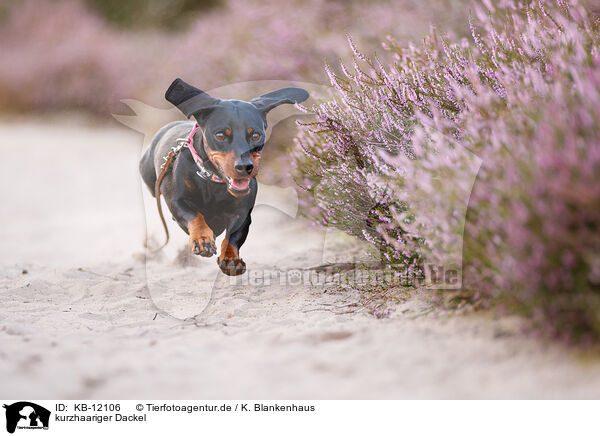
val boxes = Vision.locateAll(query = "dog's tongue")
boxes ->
[231,178,250,190]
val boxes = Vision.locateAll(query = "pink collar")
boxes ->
[182,123,224,183]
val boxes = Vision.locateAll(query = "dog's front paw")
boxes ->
[191,238,217,257]
[218,257,246,276]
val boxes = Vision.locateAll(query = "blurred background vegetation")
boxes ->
[0,0,221,29]
[0,0,469,117]
[83,0,221,29]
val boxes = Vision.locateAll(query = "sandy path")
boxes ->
[1,118,600,399]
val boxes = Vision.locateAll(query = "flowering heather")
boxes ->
[292,27,477,278]
[461,1,600,341]
[293,1,600,341]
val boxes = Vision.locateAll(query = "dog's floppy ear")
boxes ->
[250,87,309,114]
[165,78,220,121]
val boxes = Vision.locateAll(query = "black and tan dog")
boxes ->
[140,78,308,275]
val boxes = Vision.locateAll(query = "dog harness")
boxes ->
[153,123,225,250]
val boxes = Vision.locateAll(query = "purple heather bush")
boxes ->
[461,1,600,341]
[293,1,600,341]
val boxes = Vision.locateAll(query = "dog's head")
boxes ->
[165,78,309,197]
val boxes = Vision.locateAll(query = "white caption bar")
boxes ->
[0,400,597,436]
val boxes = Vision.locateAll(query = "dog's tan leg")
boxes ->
[218,239,246,276]
[188,213,216,257]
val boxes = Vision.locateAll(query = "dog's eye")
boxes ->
[250,132,262,142]
[215,132,226,141]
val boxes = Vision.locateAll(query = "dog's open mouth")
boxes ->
[227,177,251,194]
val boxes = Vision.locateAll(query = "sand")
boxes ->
[2,118,600,399]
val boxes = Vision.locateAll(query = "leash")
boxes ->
[153,123,225,250]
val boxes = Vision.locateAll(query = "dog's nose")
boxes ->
[234,160,254,176]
